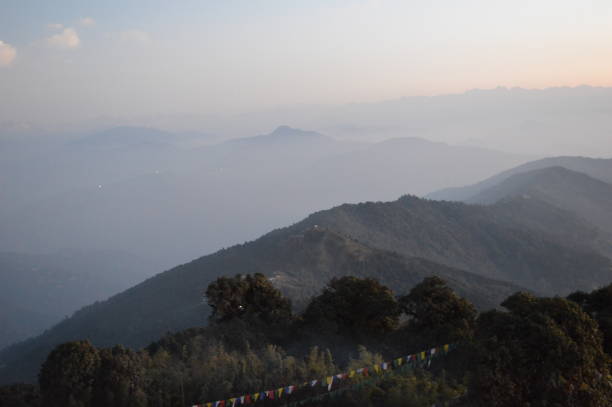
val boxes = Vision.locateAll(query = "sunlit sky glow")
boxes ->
[1,0,612,127]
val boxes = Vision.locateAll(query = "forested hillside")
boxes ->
[296,196,612,293]
[3,191,612,385]
[0,228,521,385]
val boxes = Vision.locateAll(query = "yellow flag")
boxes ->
[444,344,449,353]
[421,351,426,360]
[277,388,284,398]
[206,403,212,407]
[374,364,381,374]
[253,393,260,402]
[349,370,356,378]
[396,357,403,366]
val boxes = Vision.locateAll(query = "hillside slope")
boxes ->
[0,250,154,348]
[464,167,612,237]
[295,196,612,294]
[0,228,522,384]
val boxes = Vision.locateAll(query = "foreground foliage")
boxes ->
[1,276,611,407]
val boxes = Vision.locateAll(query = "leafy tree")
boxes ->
[568,283,612,354]
[39,340,101,407]
[469,292,612,407]
[0,384,41,407]
[398,276,476,346]
[302,276,400,341]
[91,345,147,407]
[205,273,292,325]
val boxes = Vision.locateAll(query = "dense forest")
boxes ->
[1,274,611,407]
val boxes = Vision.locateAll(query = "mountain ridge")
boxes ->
[2,192,611,384]
[427,156,612,202]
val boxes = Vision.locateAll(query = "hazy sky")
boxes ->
[2,0,612,128]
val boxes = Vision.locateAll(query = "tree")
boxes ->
[0,384,41,407]
[469,292,612,407]
[302,276,400,340]
[91,345,147,407]
[205,273,292,325]
[568,283,612,355]
[39,340,101,407]
[398,276,476,345]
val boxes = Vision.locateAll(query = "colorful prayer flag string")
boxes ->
[191,343,454,407]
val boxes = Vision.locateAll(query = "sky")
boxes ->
[2,0,612,129]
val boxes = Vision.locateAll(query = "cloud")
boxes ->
[79,17,95,27]
[46,28,80,49]
[0,41,17,67]
[48,23,64,30]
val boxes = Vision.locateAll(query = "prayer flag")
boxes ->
[326,376,333,391]
[349,370,356,378]
[310,380,318,387]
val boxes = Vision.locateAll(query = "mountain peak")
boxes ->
[229,126,330,145]
[270,125,296,135]
[268,125,324,138]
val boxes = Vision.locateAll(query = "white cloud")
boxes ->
[0,41,17,67]
[79,17,95,27]
[46,28,80,49]
[48,23,64,30]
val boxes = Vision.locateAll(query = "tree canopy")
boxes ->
[38,340,101,407]
[301,276,401,341]
[469,292,612,407]
[398,276,477,346]
[205,273,292,325]
[4,275,612,407]
[568,283,612,354]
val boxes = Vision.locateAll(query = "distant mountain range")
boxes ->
[0,125,529,269]
[429,159,612,244]
[428,156,612,201]
[201,86,612,157]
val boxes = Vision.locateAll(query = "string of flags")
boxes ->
[191,343,455,407]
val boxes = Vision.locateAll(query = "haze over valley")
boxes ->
[3,2,612,406]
